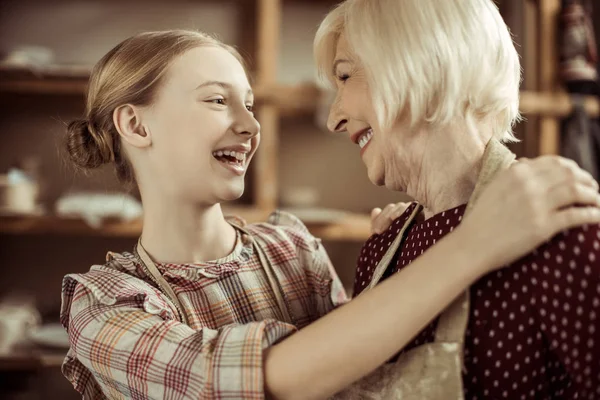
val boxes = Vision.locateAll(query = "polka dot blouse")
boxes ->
[354,203,600,399]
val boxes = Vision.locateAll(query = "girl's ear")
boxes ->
[114,104,152,148]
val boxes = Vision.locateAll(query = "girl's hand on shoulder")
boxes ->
[370,202,412,234]
[458,155,600,273]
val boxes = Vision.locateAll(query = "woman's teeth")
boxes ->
[359,129,373,149]
[212,150,247,164]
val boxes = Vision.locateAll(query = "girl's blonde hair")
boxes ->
[66,30,246,183]
[314,0,522,141]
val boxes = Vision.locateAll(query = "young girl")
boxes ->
[60,30,600,400]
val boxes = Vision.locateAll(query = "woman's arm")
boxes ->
[264,156,600,400]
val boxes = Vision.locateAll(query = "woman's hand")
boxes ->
[370,202,412,234]
[458,156,600,273]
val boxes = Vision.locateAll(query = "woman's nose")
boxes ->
[327,94,347,134]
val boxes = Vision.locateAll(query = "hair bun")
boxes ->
[65,119,113,170]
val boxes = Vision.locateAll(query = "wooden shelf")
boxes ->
[0,64,89,94]
[519,90,600,118]
[0,66,320,116]
[5,67,596,119]
[0,208,372,241]
[0,349,65,371]
[307,213,371,241]
[0,214,142,237]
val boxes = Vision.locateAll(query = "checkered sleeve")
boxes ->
[60,271,296,400]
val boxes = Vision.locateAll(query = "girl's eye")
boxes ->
[246,104,254,112]
[210,98,226,105]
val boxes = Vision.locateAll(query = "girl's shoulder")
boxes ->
[243,210,322,253]
[60,252,179,329]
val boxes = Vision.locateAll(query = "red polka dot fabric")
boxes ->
[354,203,600,399]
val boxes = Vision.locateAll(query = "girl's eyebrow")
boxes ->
[195,81,253,97]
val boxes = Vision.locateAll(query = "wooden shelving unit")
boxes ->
[519,90,600,117]
[0,0,373,242]
[1,0,598,242]
[522,0,599,155]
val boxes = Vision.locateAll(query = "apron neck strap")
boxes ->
[135,239,189,325]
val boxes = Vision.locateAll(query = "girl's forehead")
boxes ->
[166,46,250,88]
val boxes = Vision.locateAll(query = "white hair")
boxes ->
[314,0,522,142]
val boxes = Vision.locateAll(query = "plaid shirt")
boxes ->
[60,211,348,399]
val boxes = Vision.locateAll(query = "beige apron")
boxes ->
[332,139,515,400]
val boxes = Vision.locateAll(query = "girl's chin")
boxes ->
[216,182,245,203]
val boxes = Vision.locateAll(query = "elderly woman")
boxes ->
[315,0,600,399]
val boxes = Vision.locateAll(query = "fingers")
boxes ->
[518,156,599,192]
[371,207,382,220]
[370,207,383,234]
[549,157,599,191]
[548,182,600,211]
[371,203,411,234]
[551,206,600,235]
[371,204,396,234]
[389,203,409,221]
[516,156,600,239]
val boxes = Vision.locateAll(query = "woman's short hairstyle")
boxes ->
[314,0,522,142]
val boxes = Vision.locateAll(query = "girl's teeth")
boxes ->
[212,150,247,163]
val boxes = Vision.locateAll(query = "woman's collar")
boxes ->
[467,139,516,210]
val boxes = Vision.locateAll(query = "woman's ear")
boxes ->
[113,104,152,148]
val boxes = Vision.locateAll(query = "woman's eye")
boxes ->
[337,74,350,82]
[246,104,254,112]
[209,98,226,105]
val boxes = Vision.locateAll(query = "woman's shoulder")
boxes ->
[526,222,600,266]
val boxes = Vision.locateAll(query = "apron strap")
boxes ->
[363,203,423,292]
[135,240,190,325]
[436,139,516,344]
[434,292,470,344]
[233,223,294,323]
[358,200,468,344]
[249,233,294,323]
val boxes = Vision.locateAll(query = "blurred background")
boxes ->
[0,0,599,398]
